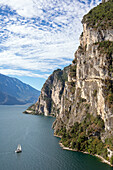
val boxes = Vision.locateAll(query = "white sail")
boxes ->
[15,144,22,153]
[17,144,21,151]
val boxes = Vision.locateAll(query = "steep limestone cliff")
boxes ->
[25,66,70,116]
[51,1,113,163]
[25,0,113,163]
[26,0,113,132]
[53,1,113,133]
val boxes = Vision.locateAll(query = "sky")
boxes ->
[0,0,101,90]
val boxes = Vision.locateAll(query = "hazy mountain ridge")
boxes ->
[0,91,25,105]
[0,74,40,105]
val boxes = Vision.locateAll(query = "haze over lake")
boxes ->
[0,105,112,170]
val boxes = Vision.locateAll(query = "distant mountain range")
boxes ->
[0,73,40,105]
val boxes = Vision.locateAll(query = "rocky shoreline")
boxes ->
[54,134,113,167]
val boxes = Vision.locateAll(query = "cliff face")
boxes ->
[53,40,113,133]
[27,66,70,116]
[53,1,113,133]
[27,1,113,132]
[25,0,113,163]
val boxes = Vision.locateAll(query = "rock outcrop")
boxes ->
[26,66,70,116]
[26,0,113,153]
[53,1,113,133]
[25,0,113,164]
[27,0,113,131]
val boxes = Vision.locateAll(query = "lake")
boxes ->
[0,105,113,170]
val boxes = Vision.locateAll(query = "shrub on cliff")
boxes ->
[82,1,113,29]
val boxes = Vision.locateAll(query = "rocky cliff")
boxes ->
[26,0,113,163]
[26,0,113,131]
[26,66,70,115]
[53,0,113,131]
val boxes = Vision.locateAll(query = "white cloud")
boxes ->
[0,0,101,78]
[0,68,49,79]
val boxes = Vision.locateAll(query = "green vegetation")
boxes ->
[110,155,113,165]
[95,41,113,76]
[63,66,71,82]
[72,59,76,64]
[70,65,76,73]
[93,89,97,97]
[53,66,70,83]
[105,138,113,151]
[57,114,108,159]
[103,79,113,109]
[23,104,36,114]
[82,1,113,29]
[79,97,87,103]
[66,81,75,94]
[97,41,113,54]
[69,65,76,78]
[27,104,35,111]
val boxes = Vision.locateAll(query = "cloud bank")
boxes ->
[0,0,101,79]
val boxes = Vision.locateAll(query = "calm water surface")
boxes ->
[0,105,113,170]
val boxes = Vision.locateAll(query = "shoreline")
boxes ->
[54,134,113,167]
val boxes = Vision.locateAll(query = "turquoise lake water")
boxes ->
[0,105,113,170]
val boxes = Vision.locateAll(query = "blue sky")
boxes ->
[0,0,101,90]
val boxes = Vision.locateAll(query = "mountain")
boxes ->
[0,91,25,105]
[0,74,40,105]
[25,0,113,165]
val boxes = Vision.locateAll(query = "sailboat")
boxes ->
[15,144,22,153]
